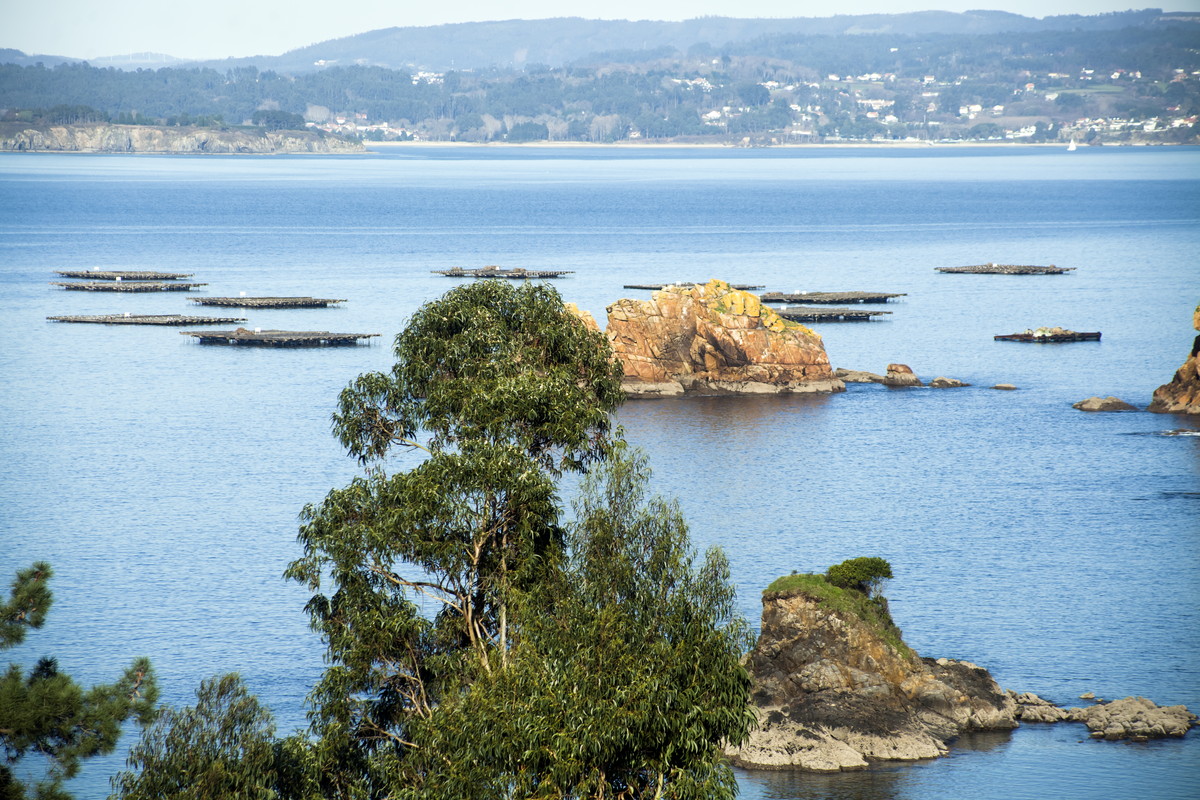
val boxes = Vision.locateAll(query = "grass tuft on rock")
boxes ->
[764,573,913,659]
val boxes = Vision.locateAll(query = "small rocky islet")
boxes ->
[727,570,1196,773]
[575,281,1197,417]
[1149,303,1200,415]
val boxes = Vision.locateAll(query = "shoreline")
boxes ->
[363,139,1195,151]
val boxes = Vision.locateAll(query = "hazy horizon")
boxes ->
[7,2,1198,62]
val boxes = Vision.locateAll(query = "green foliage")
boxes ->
[0,564,158,800]
[285,281,626,795]
[765,571,910,659]
[966,122,1005,139]
[251,110,306,130]
[506,121,549,142]
[331,280,624,470]
[0,563,51,649]
[112,674,278,800]
[824,556,893,597]
[393,445,754,799]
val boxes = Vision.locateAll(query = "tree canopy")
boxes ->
[394,445,754,799]
[1,563,158,800]
[825,556,894,598]
[111,674,278,800]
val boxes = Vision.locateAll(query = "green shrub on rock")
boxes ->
[825,556,893,598]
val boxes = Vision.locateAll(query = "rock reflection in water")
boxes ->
[735,731,1014,800]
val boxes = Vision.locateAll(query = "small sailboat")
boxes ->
[1067,138,1077,152]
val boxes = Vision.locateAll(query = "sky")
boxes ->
[5,1,1200,60]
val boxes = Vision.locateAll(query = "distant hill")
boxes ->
[0,48,78,68]
[184,10,1176,73]
[3,11,1188,74]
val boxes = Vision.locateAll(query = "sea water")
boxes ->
[0,145,1197,799]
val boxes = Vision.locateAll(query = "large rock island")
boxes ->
[0,123,365,154]
[1149,302,1200,415]
[729,564,1195,772]
[604,280,842,397]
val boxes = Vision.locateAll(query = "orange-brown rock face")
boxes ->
[1149,303,1200,415]
[605,280,843,396]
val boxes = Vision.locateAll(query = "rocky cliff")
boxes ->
[1149,302,1200,415]
[605,280,842,397]
[0,123,365,154]
[729,576,1195,772]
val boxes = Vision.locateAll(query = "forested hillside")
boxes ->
[3,12,1197,145]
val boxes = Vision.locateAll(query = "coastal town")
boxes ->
[305,63,1200,145]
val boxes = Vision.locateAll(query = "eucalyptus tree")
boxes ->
[1,563,158,800]
[111,674,278,800]
[399,445,755,799]
[284,281,624,796]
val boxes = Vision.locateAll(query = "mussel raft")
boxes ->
[995,327,1101,342]
[49,314,246,325]
[181,328,379,347]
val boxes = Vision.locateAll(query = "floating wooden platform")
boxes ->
[936,264,1075,275]
[54,270,194,280]
[52,281,207,292]
[760,291,907,304]
[190,297,345,309]
[433,266,574,279]
[995,331,1101,342]
[623,283,766,291]
[776,306,892,322]
[181,328,379,347]
[48,314,246,325]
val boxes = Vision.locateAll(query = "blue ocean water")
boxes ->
[0,145,1197,799]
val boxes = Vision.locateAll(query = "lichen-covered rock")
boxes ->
[882,364,923,387]
[727,589,1018,772]
[1149,303,1200,415]
[605,280,842,396]
[1073,396,1136,412]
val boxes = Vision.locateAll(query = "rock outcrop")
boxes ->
[605,280,842,397]
[728,584,1019,772]
[1069,696,1197,741]
[1149,303,1200,415]
[834,368,885,384]
[882,363,922,387]
[730,578,1196,773]
[0,123,365,154]
[930,376,969,388]
[1073,396,1136,412]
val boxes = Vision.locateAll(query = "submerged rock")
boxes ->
[605,280,843,397]
[1073,396,1136,412]
[834,368,886,384]
[882,363,923,387]
[1149,302,1200,415]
